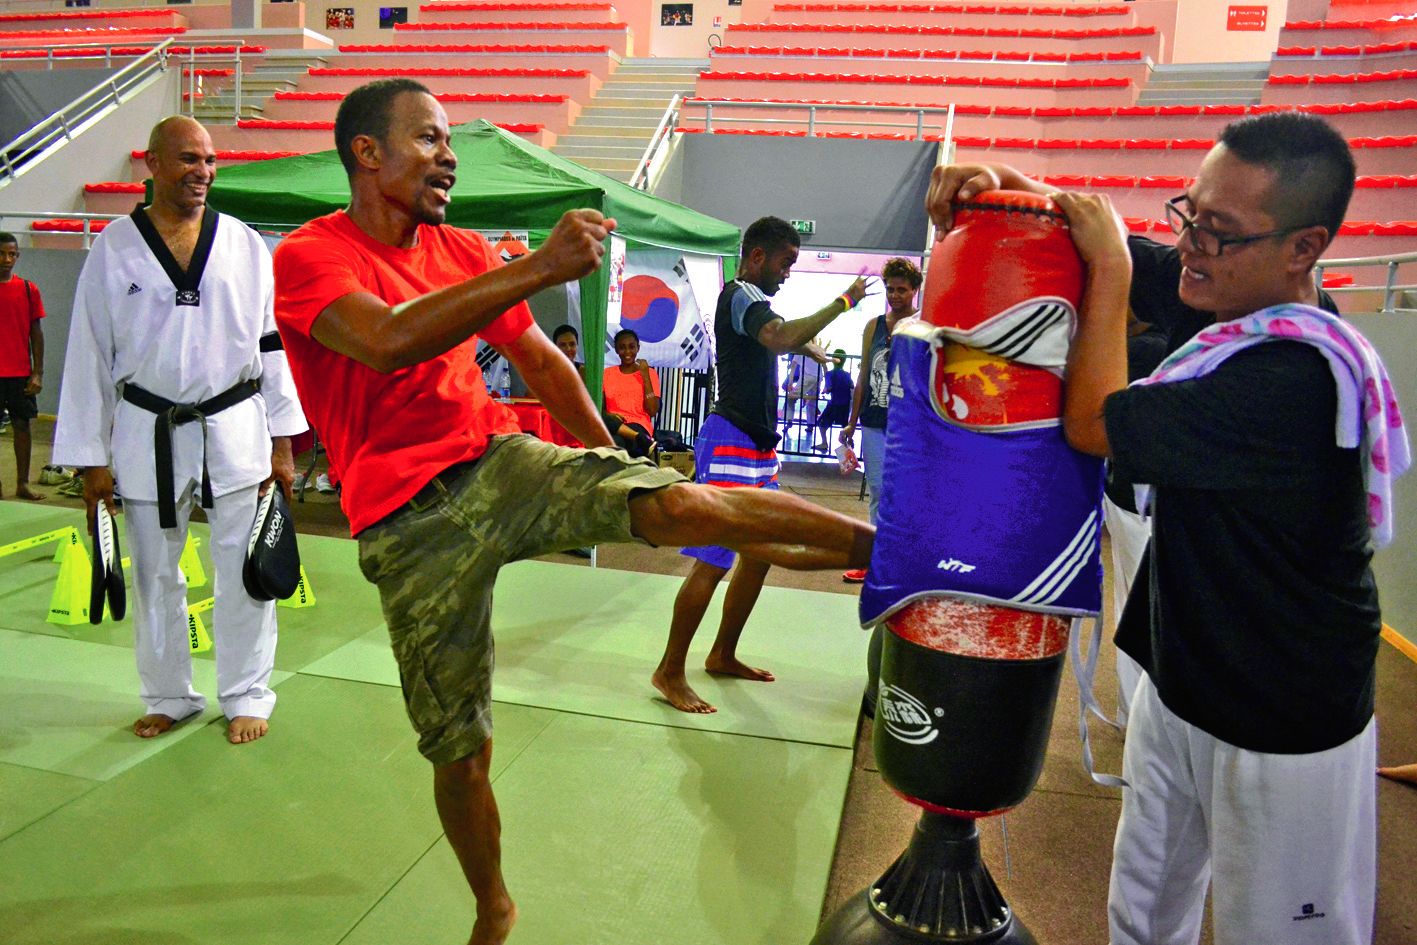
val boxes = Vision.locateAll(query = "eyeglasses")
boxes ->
[1164,195,1311,257]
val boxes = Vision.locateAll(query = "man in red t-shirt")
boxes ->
[0,232,45,500]
[273,79,872,945]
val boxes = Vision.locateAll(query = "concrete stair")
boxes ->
[1136,62,1269,106]
[188,50,330,123]
[552,58,705,181]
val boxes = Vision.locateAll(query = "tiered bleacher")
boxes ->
[677,0,1417,263]
[0,2,630,228]
[3,0,1413,264]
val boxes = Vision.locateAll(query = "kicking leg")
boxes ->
[629,483,872,572]
[704,556,775,682]
[435,741,518,945]
[653,559,728,713]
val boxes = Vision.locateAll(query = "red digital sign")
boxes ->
[1227,5,1268,30]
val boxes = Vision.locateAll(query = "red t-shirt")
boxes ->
[602,364,660,434]
[0,276,45,378]
[273,211,532,535]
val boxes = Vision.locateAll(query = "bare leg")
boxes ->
[705,556,775,682]
[12,420,42,500]
[629,484,872,572]
[434,740,518,945]
[653,559,728,713]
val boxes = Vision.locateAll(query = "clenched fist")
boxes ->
[532,210,619,286]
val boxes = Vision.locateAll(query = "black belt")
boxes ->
[121,378,261,528]
[407,460,478,511]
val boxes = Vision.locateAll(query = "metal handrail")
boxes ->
[1,39,173,183]
[629,92,681,191]
[0,210,124,250]
[686,99,957,139]
[0,40,164,69]
[1316,250,1417,314]
[631,97,957,192]
[179,41,248,123]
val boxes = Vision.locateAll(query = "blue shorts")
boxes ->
[680,413,780,571]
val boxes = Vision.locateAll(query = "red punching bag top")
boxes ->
[921,189,1084,338]
[922,190,1084,428]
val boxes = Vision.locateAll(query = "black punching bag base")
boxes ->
[810,813,1037,945]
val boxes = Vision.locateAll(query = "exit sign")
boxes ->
[790,219,816,235]
[1227,5,1267,30]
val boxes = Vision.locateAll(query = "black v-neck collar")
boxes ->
[130,206,219,293]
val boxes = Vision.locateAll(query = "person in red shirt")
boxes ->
[272,79,872,945]
[0,232,45,501]
[602,327,660,456]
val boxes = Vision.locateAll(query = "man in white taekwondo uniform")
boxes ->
[53,116,306,744]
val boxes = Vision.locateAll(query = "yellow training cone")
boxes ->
[180,534,207,588]
[277,566,316,609]
[52,527,81,563]
[187,608,213,653]
[46,540,92,626]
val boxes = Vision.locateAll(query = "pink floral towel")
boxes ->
[1133,303,1410,548]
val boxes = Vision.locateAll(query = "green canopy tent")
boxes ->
[201,119,742,402]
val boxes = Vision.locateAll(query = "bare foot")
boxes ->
[652,667,717,714]
[1378,763,1417,786]
[227,716,269,744]
[133,713,179,738]
[15,485,44,501]
[705,654,776,683]
[469,899,517,945]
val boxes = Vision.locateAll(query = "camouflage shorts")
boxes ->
[356,434,685,765]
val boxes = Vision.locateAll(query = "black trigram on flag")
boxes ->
[678,322,705,364]
[475,344,502,372]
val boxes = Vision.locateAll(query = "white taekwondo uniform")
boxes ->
[54,207,306,722]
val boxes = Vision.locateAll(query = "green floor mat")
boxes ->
[0,763,95,842]
[303,560,869,748]
[340,712,852,945]
[0,628,292,780]
[0,675,560,945]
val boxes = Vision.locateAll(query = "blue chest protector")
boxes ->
[860,330,1106,627]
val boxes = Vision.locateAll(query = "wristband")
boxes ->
[839,293,855,311]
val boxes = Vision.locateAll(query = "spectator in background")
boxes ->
[602,327,660,457]
[814,348,854,452]
[552,323,584,381]
[840,257,921,581]
[0,232,46,501]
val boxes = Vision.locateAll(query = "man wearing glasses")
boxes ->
[928,111,1403,945]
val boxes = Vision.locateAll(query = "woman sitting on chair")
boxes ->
[602,328,661,458]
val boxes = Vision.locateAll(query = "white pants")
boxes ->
[1108,676,1376,945]
[1103,495,1149,727]
[124,481,278,720]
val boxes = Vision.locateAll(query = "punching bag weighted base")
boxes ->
[811,813,1037,945]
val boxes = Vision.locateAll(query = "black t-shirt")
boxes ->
[1105,338,1380,754]
[711,280,782,449]
[1105,237,1340,512]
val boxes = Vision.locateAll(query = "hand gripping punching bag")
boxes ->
[812,192,1105,944]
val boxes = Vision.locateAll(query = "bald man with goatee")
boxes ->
[54,116,307,744]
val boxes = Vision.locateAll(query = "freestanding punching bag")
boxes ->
[812,192,1105,944]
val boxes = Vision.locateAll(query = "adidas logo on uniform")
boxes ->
[126,283,142,295]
